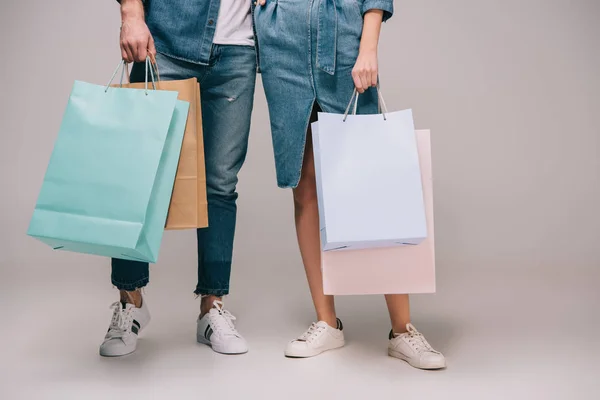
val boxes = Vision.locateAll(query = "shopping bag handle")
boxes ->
[104,57,158,95]
[342,84,389,122]
[148,54,162,89]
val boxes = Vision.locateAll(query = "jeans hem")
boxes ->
[194,287,230,297]
[112,277,149,291]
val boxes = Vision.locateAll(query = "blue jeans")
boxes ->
[111,45,257,296]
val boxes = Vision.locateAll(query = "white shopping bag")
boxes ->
[312,89,427,251]
[322,130,436,295]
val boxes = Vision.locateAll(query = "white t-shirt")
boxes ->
[213,0,254,46]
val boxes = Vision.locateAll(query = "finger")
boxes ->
[352,70,364,93]
[121,47,130,63]
[120,25,132,63]
[129,42,137,63]
[370,69,378,87]
[122,42,134,63]
[258,0,266,5]
[360,72,370,92]
[135,42,148,63]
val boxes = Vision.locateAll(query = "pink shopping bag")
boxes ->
[322,130,436,295]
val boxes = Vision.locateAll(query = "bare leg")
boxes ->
[120,289,142,308]
[200,295,222,317]
[385,294,411,333]
[293,107,337,327]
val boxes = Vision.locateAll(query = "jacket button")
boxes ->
[208,19,214,25]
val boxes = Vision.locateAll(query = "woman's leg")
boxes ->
[385,294,411,333]
[292,106,337,327]
[284,106,345,358]
[386,293,446,369]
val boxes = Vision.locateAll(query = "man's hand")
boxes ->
[120,0,155,63]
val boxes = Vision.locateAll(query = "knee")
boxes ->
[206,171,238,202]
[293,172,318,209]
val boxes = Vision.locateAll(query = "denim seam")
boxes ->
[198,45,223,86]
[292,0,319,190]
[315,0,336,75]
[251,3,262,72]
[286,97,323,190]
[352,0,363,19]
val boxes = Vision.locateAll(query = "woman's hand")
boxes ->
[352,49,378,93]
[257,0,266,5]
[353,10,384,93]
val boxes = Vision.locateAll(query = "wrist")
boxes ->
[120,0,144,20]
[359,44,378,55]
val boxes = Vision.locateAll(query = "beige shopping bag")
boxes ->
[117,77,208,229]
[321,130,435,295]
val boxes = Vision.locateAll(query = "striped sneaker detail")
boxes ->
[204,325,213,340]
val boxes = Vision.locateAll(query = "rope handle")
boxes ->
[105,56,160,95]
[342,84,388,122]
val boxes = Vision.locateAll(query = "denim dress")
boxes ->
[255,0,394,188]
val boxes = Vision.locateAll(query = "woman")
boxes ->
[255,0,446,369]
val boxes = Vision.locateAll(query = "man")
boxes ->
[100,0,256,357]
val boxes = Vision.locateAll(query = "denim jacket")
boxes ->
[118,0,393,66]
[119,0,225,65]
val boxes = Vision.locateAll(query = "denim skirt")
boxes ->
[255,0,379,188]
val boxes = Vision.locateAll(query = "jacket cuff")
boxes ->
[362,0,394,22]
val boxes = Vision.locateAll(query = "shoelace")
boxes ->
[106,301,133,339]
[297,323,326,343]
[209,300,239,337]
[405,324,439,354]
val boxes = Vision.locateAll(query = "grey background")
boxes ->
[0,0,598,399]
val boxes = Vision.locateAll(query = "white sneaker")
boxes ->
[388,323,446,369]
[196,301,248,354]
[99,298,151,357]
[285,319,345,358]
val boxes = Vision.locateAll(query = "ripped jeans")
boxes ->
[111,45,257,296]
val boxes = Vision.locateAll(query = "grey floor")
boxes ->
[1,1,599,397]
[1,245,598,399]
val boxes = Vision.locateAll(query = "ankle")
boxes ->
[392,323,409,334]
[120,289,142,308]
[200,295,222,317]
[318,314,338,329]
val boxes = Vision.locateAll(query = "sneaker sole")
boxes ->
[196,335,248,355]
[388,348,446,370]
[99,347,136,357]
[285,341,345,358]
[99,320,149,358]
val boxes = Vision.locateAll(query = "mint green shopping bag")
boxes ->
[28,59,189,263]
